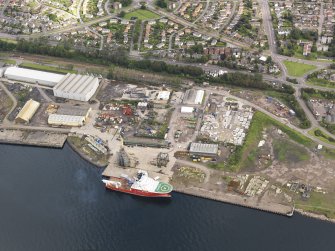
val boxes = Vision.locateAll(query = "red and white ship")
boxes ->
[102,170,173,198]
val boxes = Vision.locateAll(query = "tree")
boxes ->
[118,11,126,18]
[266,56,273,64]
[156,0,167,8]
[314,129,322,137]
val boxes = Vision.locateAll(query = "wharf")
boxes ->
[0,129,67,148]
[173,186,294,217]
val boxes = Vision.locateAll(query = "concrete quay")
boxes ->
[0,129,67,148]
[173,187,294,217]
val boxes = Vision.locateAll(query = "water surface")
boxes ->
[0,144,334,251]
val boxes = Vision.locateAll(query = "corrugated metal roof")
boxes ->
[53,74,99,95]
[48,114,85,126]
[189,142,218,155]
[195,90,204,104]
[15,99,40,122]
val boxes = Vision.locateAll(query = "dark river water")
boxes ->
[0,143,335,251]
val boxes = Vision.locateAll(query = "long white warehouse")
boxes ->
[4,67,65,87]
[195,90,204,105]
[53,74,100,101]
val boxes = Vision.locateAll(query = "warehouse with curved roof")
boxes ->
[4,67,65,87]
[15,99,40,123]
[53,74,100,101]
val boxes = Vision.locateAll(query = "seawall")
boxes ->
[173,187,294,217]
[0,129,67,148]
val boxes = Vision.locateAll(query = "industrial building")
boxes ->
[156,91,171,101]
[57,106,91,119]
[183,89,205,105]
[195,90,205,104]
[181,106,194,113]
[4,67,65,87]
[48,114,86,127]
[15,99,40,123]
[123,136,170,148]
[189,142,219,157]
[156,91,171,104]
[48,105,92,127]
[53,74,100,101]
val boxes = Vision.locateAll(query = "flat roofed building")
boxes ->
[157,91,171,101]
[48,114,86,127]
[5,67,65,87]
[53,74,100,101]
[57,106,91,119]
[123,136,170,148]
[181,106,194,113]
[189,142,219,156]
[15,99,40,123]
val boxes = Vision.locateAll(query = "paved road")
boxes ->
[146,5,250,49]
[206,87,335,149]
[168,32,175,51]
[193,0,211,24]
[104,0,112,15]
[259,0,335,144]
[219,0,240,32]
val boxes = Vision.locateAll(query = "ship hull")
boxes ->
[105,184,171,198]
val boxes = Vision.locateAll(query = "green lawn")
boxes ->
[284,60,317,77]
[308,128,335,146]
[124,9,160,20]
[20,62,77,74]
[307,78,335,88]
[1,59,16,65]
[0,38,17,44]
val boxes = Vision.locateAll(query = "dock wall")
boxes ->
[0,129,67,148]
[173,187,294,217]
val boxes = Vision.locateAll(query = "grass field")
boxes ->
[296,191,335,219]
[273,139,309,162]
[284,60,317,77]
[210,111,314,171]
[307,78,335,88]
[1,59,16,65]
[320,148,335,159]
[20,62,77,74]
[0,38,17,44]
[308,128,335,146]
[124,9,160,20]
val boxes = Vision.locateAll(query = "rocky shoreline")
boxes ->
[295,209,335,224]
